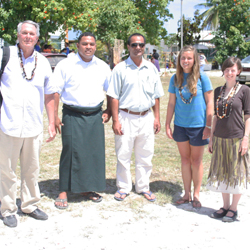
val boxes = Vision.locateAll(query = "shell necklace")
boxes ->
[216,82,239,119]
[17,44,37,80]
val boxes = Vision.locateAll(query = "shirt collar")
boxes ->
[126,56,148,69]
[16,44,36,59]
[76,53,97,65]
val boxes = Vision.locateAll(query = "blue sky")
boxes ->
[164,0,207,34]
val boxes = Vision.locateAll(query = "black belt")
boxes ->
[63,104,101,115]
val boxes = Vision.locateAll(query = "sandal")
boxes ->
[192,199,202,209]
[54,197,68,209]
[82,192,102,203]
[211,207,228,219]
[222,210,238,222]
[140,191,156,202]
[175,197,191,205]
[114,190,129,201]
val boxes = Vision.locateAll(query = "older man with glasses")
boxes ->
[107,33,164,202]
[0,20,56,227]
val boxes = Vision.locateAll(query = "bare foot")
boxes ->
[192,197,202,208]
[216,208,228,214]
[81,192,102,202]
[141,191,156,202]
[175,197,191,205]
[114,191,127,200]
[225,210,236,217]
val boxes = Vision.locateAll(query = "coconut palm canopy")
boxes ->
[195,0,220,30]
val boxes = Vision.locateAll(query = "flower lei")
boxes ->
[216,82,239,119]
[17,44,37,80]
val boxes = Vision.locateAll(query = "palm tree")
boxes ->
[195,0,220,30]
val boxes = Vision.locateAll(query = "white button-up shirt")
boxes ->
[0,46,55,138]
[54,53,111,107]
[107,57,164,112]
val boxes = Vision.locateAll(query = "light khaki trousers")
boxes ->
[0,129,43,217]
[115,110,155,194]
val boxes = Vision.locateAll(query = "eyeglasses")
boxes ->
[130,43,145,48]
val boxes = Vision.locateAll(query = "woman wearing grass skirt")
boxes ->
[207,57,250,222]
[166,45,213,208]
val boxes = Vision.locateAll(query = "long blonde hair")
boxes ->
[175,45,200,96]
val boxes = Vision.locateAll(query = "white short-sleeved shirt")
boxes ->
[200,55,206,65]
[53,54,111,107]
[107,57,164,112]
[0,46,55,138]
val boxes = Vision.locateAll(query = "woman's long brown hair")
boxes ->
[175,45,200,96]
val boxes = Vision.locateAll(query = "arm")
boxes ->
[203,90,213,140]
[165,93,176,139]
[208,115,217,153]
[102,95,112,124]
[45,93,56,142]
[54,92,64,134]
[152,98,161,134]
[239,115,250,156]
[110,97,123,135]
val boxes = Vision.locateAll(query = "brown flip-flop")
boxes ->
[192,200,202,208]
[82,192,103,203]
[175,197,191,205]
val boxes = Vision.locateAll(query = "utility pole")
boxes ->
[181,0,183,49]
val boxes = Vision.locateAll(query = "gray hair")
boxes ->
[17,20,40,37]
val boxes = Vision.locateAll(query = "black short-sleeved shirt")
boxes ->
[214,84,250,139]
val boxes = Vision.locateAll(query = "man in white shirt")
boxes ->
[53,32,111,209]
[199,52,208,72]
[107,33,164,202]
[0,20,56,227]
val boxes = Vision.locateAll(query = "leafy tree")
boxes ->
[195,0,221,30]
[85,0,139,52]
[164,33,178,48]
[132,0,174,45]
[0,0,95,43]
[176,10,203,47]
[0,0,174,47]
[212,0,250,64]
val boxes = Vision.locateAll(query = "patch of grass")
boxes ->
[12,73,225,213]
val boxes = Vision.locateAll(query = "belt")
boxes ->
[120,108,149,116]
[63,104,101,115]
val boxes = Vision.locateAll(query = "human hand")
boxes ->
[55,115,64,134]
[208,138,213,153]
[202,126,211,140]
[102,109,111,124]
[165,125,173,139]
[112,120,123,135]
[154,119,161,134]
[239,136,249,156]
[46,124,56,142]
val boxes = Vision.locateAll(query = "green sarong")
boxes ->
[59,102,106,193]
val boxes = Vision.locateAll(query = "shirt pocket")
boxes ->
[142,75,155,95]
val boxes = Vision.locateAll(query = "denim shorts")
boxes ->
[173,125,209,146]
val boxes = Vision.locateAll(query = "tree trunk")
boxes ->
[107,42,114,70]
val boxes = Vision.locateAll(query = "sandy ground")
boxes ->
[0,69,245,249]
[1,188,250,250]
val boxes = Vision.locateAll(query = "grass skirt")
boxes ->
[206,136,250,194]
